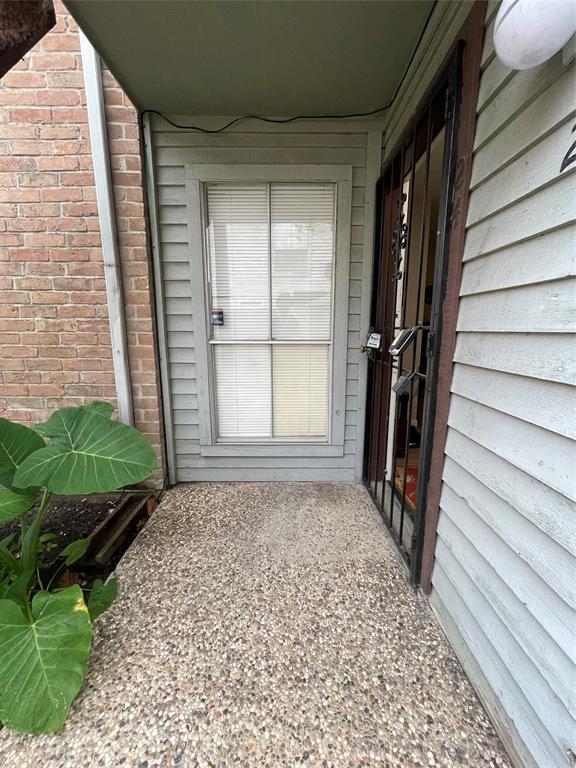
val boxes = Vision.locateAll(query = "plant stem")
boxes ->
[22,488,52,574]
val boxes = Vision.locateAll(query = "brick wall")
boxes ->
[0,1,164,484]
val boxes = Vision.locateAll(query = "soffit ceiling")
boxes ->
[65,0,435,116]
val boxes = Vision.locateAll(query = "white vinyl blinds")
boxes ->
[205,182,336,440]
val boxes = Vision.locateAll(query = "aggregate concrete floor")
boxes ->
[0,482,512,768]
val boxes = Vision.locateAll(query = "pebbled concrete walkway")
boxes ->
[0,482,511,768]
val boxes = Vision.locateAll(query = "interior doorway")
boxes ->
[363,52,461,583]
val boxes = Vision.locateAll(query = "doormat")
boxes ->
[395,466,418,510]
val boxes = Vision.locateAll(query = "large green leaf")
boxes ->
[59,538,89,566]
[85,401,115,419]
[0,489,37,524]
[0,569,34,604]
[32,401,113,439]
[87,577,118,620]
[0,585,92,733]
[13,407,157,495]
[0,419,44,493]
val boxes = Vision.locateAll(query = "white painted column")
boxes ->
[79,30,133,425]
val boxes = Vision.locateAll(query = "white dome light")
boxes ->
[494,0,576,70]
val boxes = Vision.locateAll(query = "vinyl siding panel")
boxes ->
[150,123,377,480]
[430,15,576,768]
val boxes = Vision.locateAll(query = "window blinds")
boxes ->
[207,184,269,340]
[205,182,335,440]
[271,184,334,340]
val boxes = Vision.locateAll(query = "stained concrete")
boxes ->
[0,482,512,768]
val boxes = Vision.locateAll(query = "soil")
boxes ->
[0,493,124,549]
[0,492,141,582]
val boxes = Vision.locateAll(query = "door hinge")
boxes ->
[426,331,436,358]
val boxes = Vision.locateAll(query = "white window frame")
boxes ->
[186,164,352,458]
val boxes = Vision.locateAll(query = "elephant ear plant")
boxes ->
[0,402,156,734]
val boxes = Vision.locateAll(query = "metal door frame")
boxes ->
[363,46,463,584]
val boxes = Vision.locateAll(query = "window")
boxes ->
[205,182,336,441]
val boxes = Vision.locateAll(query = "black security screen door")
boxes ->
[363,51,461,584]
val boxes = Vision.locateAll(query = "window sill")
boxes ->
[200,443,345,458]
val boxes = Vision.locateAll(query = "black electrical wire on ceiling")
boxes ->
[139,0,438,134]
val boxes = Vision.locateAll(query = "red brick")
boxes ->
[1,72,46,88]
[3,371,42,384]
[21,333,60,346]
[26,233,65,247]
[36,88,80,106]
[8,108,52,124]
[62,358,101,371]
[49,247,91,262]
[31,53,77,71]
[18,173,59,187]
[47,217,87,233]
[45,72,84,89]
[0,189,40,203]
[35,318,75,332]
[21,306,57,318]
[0,125,36,140]
[18,203,60,217]
[51,140,84,155]
[6,218,46,233]
[0,360,25,371]
[0,345,37,358]
[29,359,62,371]
[1,334,22,344]
[0,157,37,172]
[80,371,111,384]
[0,234,23,247]
[1,384,30,397]
[69,291,106,305]
[60,172,95,186]
[0,305,19,317]
[41,187,83,202]
[0,262,23,276]
[0,91,37,106]
[38,346,77,358]
[26,262,66,276]
[62,202,98,217]
[14,276,53,290]
[29,384,66,397]
[37,156,79,171]
[10,247,49,262]
[11,141,53,156]
[38,125,79,139]
[57,305,96,318]
[52,107,88,124]
[66,233,101,247]
[67,262,103,277]
[30,291,68,304]
[39,35,80,53]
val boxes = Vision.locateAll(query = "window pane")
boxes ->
[273,345,328,437]
[215,345,271,437]
[271,184,335,341]
[206,183,269,340]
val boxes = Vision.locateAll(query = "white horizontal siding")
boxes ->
[430,16,576,768]
[151,122,377,480]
